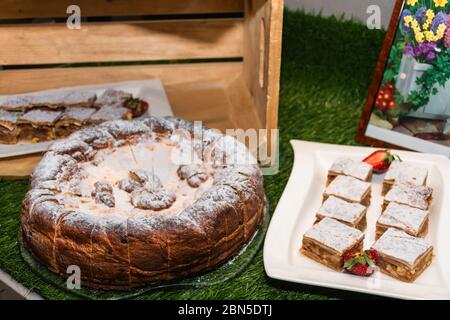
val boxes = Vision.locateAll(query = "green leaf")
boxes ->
[344,258,355,269]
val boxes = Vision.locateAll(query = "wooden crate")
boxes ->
[0,0,283,177]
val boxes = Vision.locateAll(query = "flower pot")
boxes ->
[397,54,450,119]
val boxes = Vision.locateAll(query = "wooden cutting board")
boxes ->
[0,154,43,179]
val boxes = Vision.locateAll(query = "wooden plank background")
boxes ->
[0,0,244,19]
[0,19,243,65]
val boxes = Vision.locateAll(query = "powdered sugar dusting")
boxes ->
[385,182,433,210]
[384,161,428,186]
[378,202,428,235]
[329,158,372,181]
[19,109,62,124]
[324,175,371,203]
[304,218,364,254]
[317,196,365,224]
[0,110,23,124]
[59,107,97,122]
[28,117,262,224]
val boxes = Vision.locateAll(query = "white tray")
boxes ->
[0,79,173,158]
[263,140,450,300]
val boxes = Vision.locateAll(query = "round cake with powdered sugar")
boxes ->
[21,116,265,290]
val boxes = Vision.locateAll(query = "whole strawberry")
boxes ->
[123,96,149,118]
[343,249,378,277]
[363,149,401,173]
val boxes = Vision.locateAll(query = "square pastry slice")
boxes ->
[301,217,364,271]
[327,158,373,185]
[0,95,32,112]
[383,182,433,211]
[55,107,97,138]
[383,161,428,195]
[376,202,429,239]
[96,89,131,107]
[30,91,97,109]
[323,175,371,206]
[371,228,433,282]
[17,109,62,142]
[0,110,23,144]
[89,104,132,124]
[316,196,367,231]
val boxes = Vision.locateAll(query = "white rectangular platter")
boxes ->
[263,140,450,300]
[0,79,173,158]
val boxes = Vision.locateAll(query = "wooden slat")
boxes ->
[243,0,283,159]
[0,19,243,65]
[0,63,242,93]
[0,0,244,19]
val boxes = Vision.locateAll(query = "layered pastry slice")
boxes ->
[327,158,373,185]
[382,161,428,195]
[89,89,133,124]
[371,228,433,282]
[0,110,23,144]
[316,196,367,231]
[89,104,132,124]
[301,217,364,271]
[95,89,131,107]
[0,95,32,112]
[376,202,429,239]
[30,91,97,109]
[323,175,371,206]
[17,109,62,142]
[383,182,433,211]
[55,107,97,138]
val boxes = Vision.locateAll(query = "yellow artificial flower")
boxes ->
[434,0,448,8]
[438,24,447,33]
[404,15,413,26]
[425,31,435,41]
[415,31,425,43]
[407,0,419,5]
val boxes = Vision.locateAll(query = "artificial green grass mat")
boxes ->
[0,10,385,300]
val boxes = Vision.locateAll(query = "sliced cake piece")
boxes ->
[55,107,97,138]
[376,202,429,239]
[383,182,433,211]
[30,91,97,109]
[0,110,23,144]
[96,89,131,107]
[323,175,371,206]
[383,161,428,195]
[300,217,364,271]
[316,196,367,231]
[327,158,373,185]
[17,109,62,142]
[0,95,32,112]
[89,104,132,125]
[371,228,433,282]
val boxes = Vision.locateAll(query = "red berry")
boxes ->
[350,264,375,277]
[367,249,378,262]
[343,253,354,261]
[363,150,401,173]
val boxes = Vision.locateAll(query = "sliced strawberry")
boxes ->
[123,96,149,118]
[343,249,377,277]
[363,149,401,173]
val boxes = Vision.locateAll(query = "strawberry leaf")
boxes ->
[344,258,356,269]
[365,255,376,267]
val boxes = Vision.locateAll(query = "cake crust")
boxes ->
[21,117,265,290]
